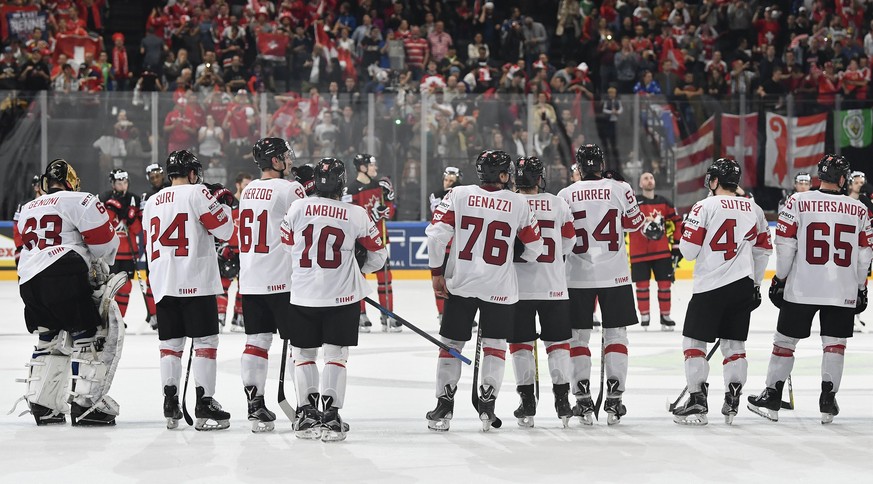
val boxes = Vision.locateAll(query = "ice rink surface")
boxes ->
[1,279,872,483]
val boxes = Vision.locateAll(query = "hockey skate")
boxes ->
[294,393,323,440]
[640,314,650,330]
[673,383,708,426]
[747,381,784,422]
[553,383,573,428]
[660,315,676,332]
[722,382,742,425]
[217,313,226,332]
[358,313,372,333]
[572,380,595,426]
[478,385,498,432]
[604,379,626,425]
[853,315,866,333]
[426,385,455,431]
[819,381,839,425]
[230,313,245,333]
[194,387,230,431]
[321,396,349,442]
[163,385,183,429]
[513,384,537,428]
[28,403,66,426]
[245,386,276,433]
[381,314,402,333]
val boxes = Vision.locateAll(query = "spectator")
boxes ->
[468,32,489,66]
[522,16,548,60]
[756,67,787,111]
[172,18,204,67]
[223,55,247,93]
[614,36,641,94]
[313,111,339,155]
[428,21,452,63]
[0,47,19,90]
[18,49,51,93]
[52,63,79,94]
[634,70,662,95]
[198,114,224,158]
[404,26,429,79]
[141,26,165,73]
[164,98,196,153]
[532,92,557,134]
[111,33,131,91]
[601,86,622,166]
[502,19,525,63]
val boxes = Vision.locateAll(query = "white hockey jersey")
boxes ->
[515,193,576,300]
[17,191,119,284]
[143,184,234,303]
[426,185,543,305]
[776,190,873,307]
[237,178,306,294]
[681,195,772,294]
[558,178,644,288]
[281,197,387,307]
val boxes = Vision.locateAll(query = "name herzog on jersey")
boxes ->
[17,191,119,284]
[516,193,576,300]
[776,191,873,307]
[558,178,645,288]
[143,184,234,302]
[237,178,305,294]
[680,196,771,294]
[280,197,387,307]
[426,185,543,304]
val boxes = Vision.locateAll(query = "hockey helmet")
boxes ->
[294,164,316,195]
[514,156,544,189]
[643,217,665,241]
[817,154,850,187]
[41,158,80,192]
[165,150,203,182]
[575,144,604,175]
[109,168,129,183]
[705,158,741,190]
[252,137,292,171]
[475,150,513,185]
[353,153,376,171]
[794,172,811,184]
[314,158,347,197]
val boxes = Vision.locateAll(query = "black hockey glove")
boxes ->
[769,277,786,309]
[856,287,868,315]
[354,241,368,269]
[749,285,762,312]
[205,183,234,206]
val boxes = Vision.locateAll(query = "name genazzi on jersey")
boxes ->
[468,195,512,212]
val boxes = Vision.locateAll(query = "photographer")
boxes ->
[195,61,224,95]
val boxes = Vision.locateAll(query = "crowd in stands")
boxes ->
[4,0,873,216]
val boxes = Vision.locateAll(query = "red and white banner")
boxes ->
[764,112,827,189]
[675,116,715,215]
[721,113,758,188]
[53,34,102,64]
[256,32,289,61]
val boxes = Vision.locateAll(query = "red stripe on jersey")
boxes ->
[570,346,591,357]
[431,208,456,226]
[684,349,706,359]
[546,343,570,354]
[622,213,644,230]
[823,344,846,355]
[776,219,797,238]
[199,211,227,231]
[281,227,294,245]
[509,343,533,354]
[194,348,217,359]
[561,221,576,239]
[160,349,183,358]
[357,235,383,252]
[772,345,794,357]
[722,353,746,365]
[243,345,269,359]
[860,231,871,248]
[517,224,540,244]
[295,361,316,366]
[755,232,773,249]
[604,344,628,355]
[81,220,116,245]
[682,226,706,246]
[483,347,506,360]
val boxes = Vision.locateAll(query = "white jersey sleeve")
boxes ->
[776,191,872,307]
[17,191,118,284]
[515,193,576,300]
[681,195,771,294]
[143,184,233,302]
[281,197,387,307]
[559,178,644,288]
[425,185,542,304]
[238,178,306,294]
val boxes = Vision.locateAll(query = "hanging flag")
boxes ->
[256,32,290,61]
[838,109,873,148]
[674,116,715,215]
[720,113,758,187]
[764,112,827,188]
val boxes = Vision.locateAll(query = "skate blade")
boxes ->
[295,428,323,440]
[606,412,622,425]
[821,413,835,425]
[661,325,675,332]
[480,414,494,432]
[72,418,116,427]
[166,418,180,430]
[230,325,245,333]
[388,326,402,333]
[358,326,371,334]
[746,405,778,422]
[321,428,348,442]
[427,418,451,432]
[516,416,535,428]
[195,418,230,431]
[724,412,736,425]
[577,413,594,426]
[250,420,275,433]
[673,414,708,426]
[560,416,570,428]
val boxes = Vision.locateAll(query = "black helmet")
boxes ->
[109,168,129,184]
[314,158,347,197]
[354,153,375,171]
[146,163,164,176]
[705,157,741,190]
[41,158,80,192]
[514,156,544,189]
[252,137,291,170]
[575,144,604,175]
[475,150,513,184]
[817,154,850,186]
[294,164,316,195]
[166,150,203,182]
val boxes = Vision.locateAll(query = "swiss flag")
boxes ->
[256,32,289,61]
[720,113,758,188]
[53,34,102,63]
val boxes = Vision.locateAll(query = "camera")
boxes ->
[607,34,613,41]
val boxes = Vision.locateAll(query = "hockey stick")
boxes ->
[533,338,540,402]
[667,339,722,412]
[781,375,795,410]
[364,297,471,364]
[125,230,154,330]
[593,331,605,420]
[470,324,502,428]
[181,340,194,426]
[277,339,295,421]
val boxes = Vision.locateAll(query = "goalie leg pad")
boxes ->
[69,300,125,414]
[9,331,72,424]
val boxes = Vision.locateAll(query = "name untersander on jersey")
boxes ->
[793,199,868,217]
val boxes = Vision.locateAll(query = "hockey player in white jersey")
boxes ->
[672,158,771,425]
[509,156,576,427]
[748,154,873,424]
[236,137,306,432]
[143,150,236,430]
[15,159,124,426]
[558,145,644,425]
[280,158,387,441]
[425,150,544,432]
